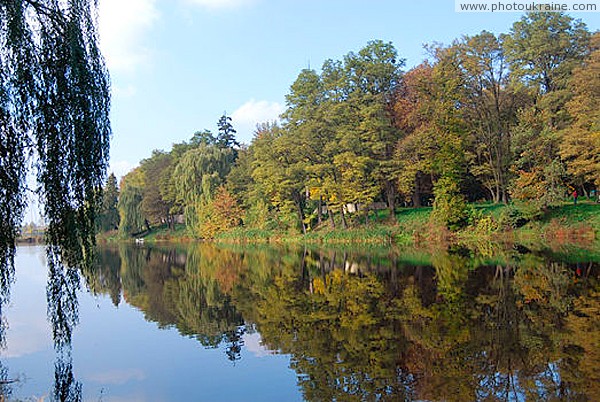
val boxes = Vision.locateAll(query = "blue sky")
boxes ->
[98,0,600,179]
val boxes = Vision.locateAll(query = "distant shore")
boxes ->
[98,202,600,250]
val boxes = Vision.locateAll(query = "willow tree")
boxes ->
[1,3,109,395]
[172,143,233,236]
[0,0,111,270]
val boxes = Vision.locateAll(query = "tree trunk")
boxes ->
[386,179,396,219]
[301,248,308,285]
[317,196,323,226]
[293,193,307,235]
[328,204,335,229]
[340,206,347,229]
[581,186,589,198]
[413,171,422,207]
[492,186,499,204]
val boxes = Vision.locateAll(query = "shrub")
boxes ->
[470,210,499,235]
[497,204,529,229]
[432,176,471,231]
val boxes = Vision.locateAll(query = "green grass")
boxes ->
[473,202,508,218]
[105,223,191,243]
[543,202,600,226]
[215,227,275,243]
[395,207,432,230]
[216,225,395,245]
[106,202,600,248]
[216,203,600,247]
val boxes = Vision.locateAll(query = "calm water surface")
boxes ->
[0,243,598,401]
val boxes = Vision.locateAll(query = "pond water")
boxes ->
[0,242,598,401]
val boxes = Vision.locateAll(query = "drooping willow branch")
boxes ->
[0,0,111,273]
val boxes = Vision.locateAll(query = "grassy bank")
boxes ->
[215,202,600,247]
[108,202,600,248]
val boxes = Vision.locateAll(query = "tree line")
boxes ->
[107,12,600,237]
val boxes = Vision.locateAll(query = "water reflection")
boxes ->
[0,243,14,399]
[79,243,599,401]
[1,242,598,400]
[47,247,82,402]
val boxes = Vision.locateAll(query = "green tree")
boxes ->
[281,42,404,227]
[97,173,120,232]
[343,40,404,217]
[216,114,240,151]
[283,67,341,228]
[502,12,589,99]
[458,31,519,203]
[226,145,255,210]
[251,122,309,233]
[118,168,147,236]
[159,135,206,218]
[140,150,176,229]
[172,142,233,236]
[393,63,437,207]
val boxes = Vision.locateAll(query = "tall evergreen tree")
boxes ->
[98,173,120,232]
[216,114,239,150]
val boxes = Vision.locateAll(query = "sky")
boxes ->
[98,0,600,180]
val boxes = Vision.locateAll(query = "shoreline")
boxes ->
[97,202,600,250]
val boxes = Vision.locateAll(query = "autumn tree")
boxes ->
[394,63,437,207]
[503,12,590,207]
[559,32,600,190]
[196,186,243,238]
[395,45,471,228]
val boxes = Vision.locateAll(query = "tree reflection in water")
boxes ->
[0,245,83,401]
[47,247,82,401]
[1,242,597,401]
[82,243,599,401]
[0,237,16,398]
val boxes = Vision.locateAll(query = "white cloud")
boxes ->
[98,0,160,73]
[185,0,256,9]
[231,99,284,143]
[109,160,138,182]
[112,84,137,99]
[87,368,146,385]
[243,332,275,358]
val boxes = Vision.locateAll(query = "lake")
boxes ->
[0,242,598,401]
